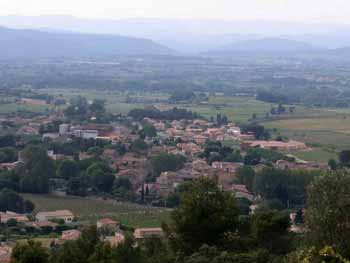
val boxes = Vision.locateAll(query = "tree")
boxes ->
[130,139,148,153]
[306,171,350,257]
[339,150,350,166]
[112,177,134,201]
[19,145,55,193]
[235,166,255,192]
[141,123,157,138]
[88,243,114,263]
[67,175,89,197]
[64,96,89,120]
[164,177,239,256]
[142,238,173,263]
[53,241,87,263]
[87,163,115,193]
[240,124,270,140]
[87,146,104,157]
[285,246,350,263]
[254,168,316,208]
[113,236,144,263]
[57,160,80,180]
[254,168,288,205]
[11,240,49,263]
[0,147,17,163]
[0,134,16,148]
[244,150,261,166]
[150,152,186,177]
[328,158,338,171]
[77,226,100,256]
[169,90,196,104]
[223,150,243,163]
[294,209,304,225]
[251,210,291,254]
[182,245,270,263]
[277,104,286,114]
[7,218,18,227]
[89,99,106,114]
[0,188,34,213]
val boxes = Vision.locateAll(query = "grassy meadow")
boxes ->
[23,194,170,228]
[0,102,50,114]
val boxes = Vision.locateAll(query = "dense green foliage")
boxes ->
[257,86,350,108]
[200,140,242,164]
[12,240,50,263]
[150,152,186,178]
[306,171,350,258]
[18,146,55,194]
[239,124,270,140]
[0,188,34,213]
[128,107,199,121]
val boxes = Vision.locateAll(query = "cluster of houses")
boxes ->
[0,101,329,262]
[0,209,164,262]
[0,112,324,203]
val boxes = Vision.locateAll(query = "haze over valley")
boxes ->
[1,1,350,262]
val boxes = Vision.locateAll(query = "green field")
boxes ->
[23,194,170,228]
[0,103,49,114]
[7,87,350,162]
[293,148,337,163]
[264,116,350,151]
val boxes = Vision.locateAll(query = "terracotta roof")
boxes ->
[105,233,125,247]
[134,228,163,239]
[60,230,81,241]
[36,210,74,217]
[98,218,119,225]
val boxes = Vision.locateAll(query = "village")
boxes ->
[0,95,332,262]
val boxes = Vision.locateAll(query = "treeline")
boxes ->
[0,145,115,196]
[128,107,200,121]
[64,97,112,122]
[246,167,317,208]
[257,87,350,108]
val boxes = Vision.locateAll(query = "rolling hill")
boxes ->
[0,26,173,59]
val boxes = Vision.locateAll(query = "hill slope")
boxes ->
[207,38,318,54]
[4,16,350,52]
[0,26,173,59]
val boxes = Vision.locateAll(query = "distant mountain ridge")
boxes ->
[3,16,350,52]
[206,38,319,54]
[0,26,173,59]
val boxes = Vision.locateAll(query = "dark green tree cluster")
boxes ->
[17,146,55,194]
[163,177,293,262]
[0,134,17,148]
[239,124,270,140]
[0,188,34,213]
[128,107,199,121]
[0,147,18,163]
[11,226,170,263]
[200,140,242,164]
[150,152,186,179]
[214,113,228,126]
[11,171,350,262]
[138,123,157,139]
[39,120,63,135]
[64,97,109,121]
[244,147,290,165]
[169,90,196,103]
[254,167,317,208]
[60,158,115,196]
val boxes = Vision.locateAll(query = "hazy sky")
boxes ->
[0,0,349,23]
